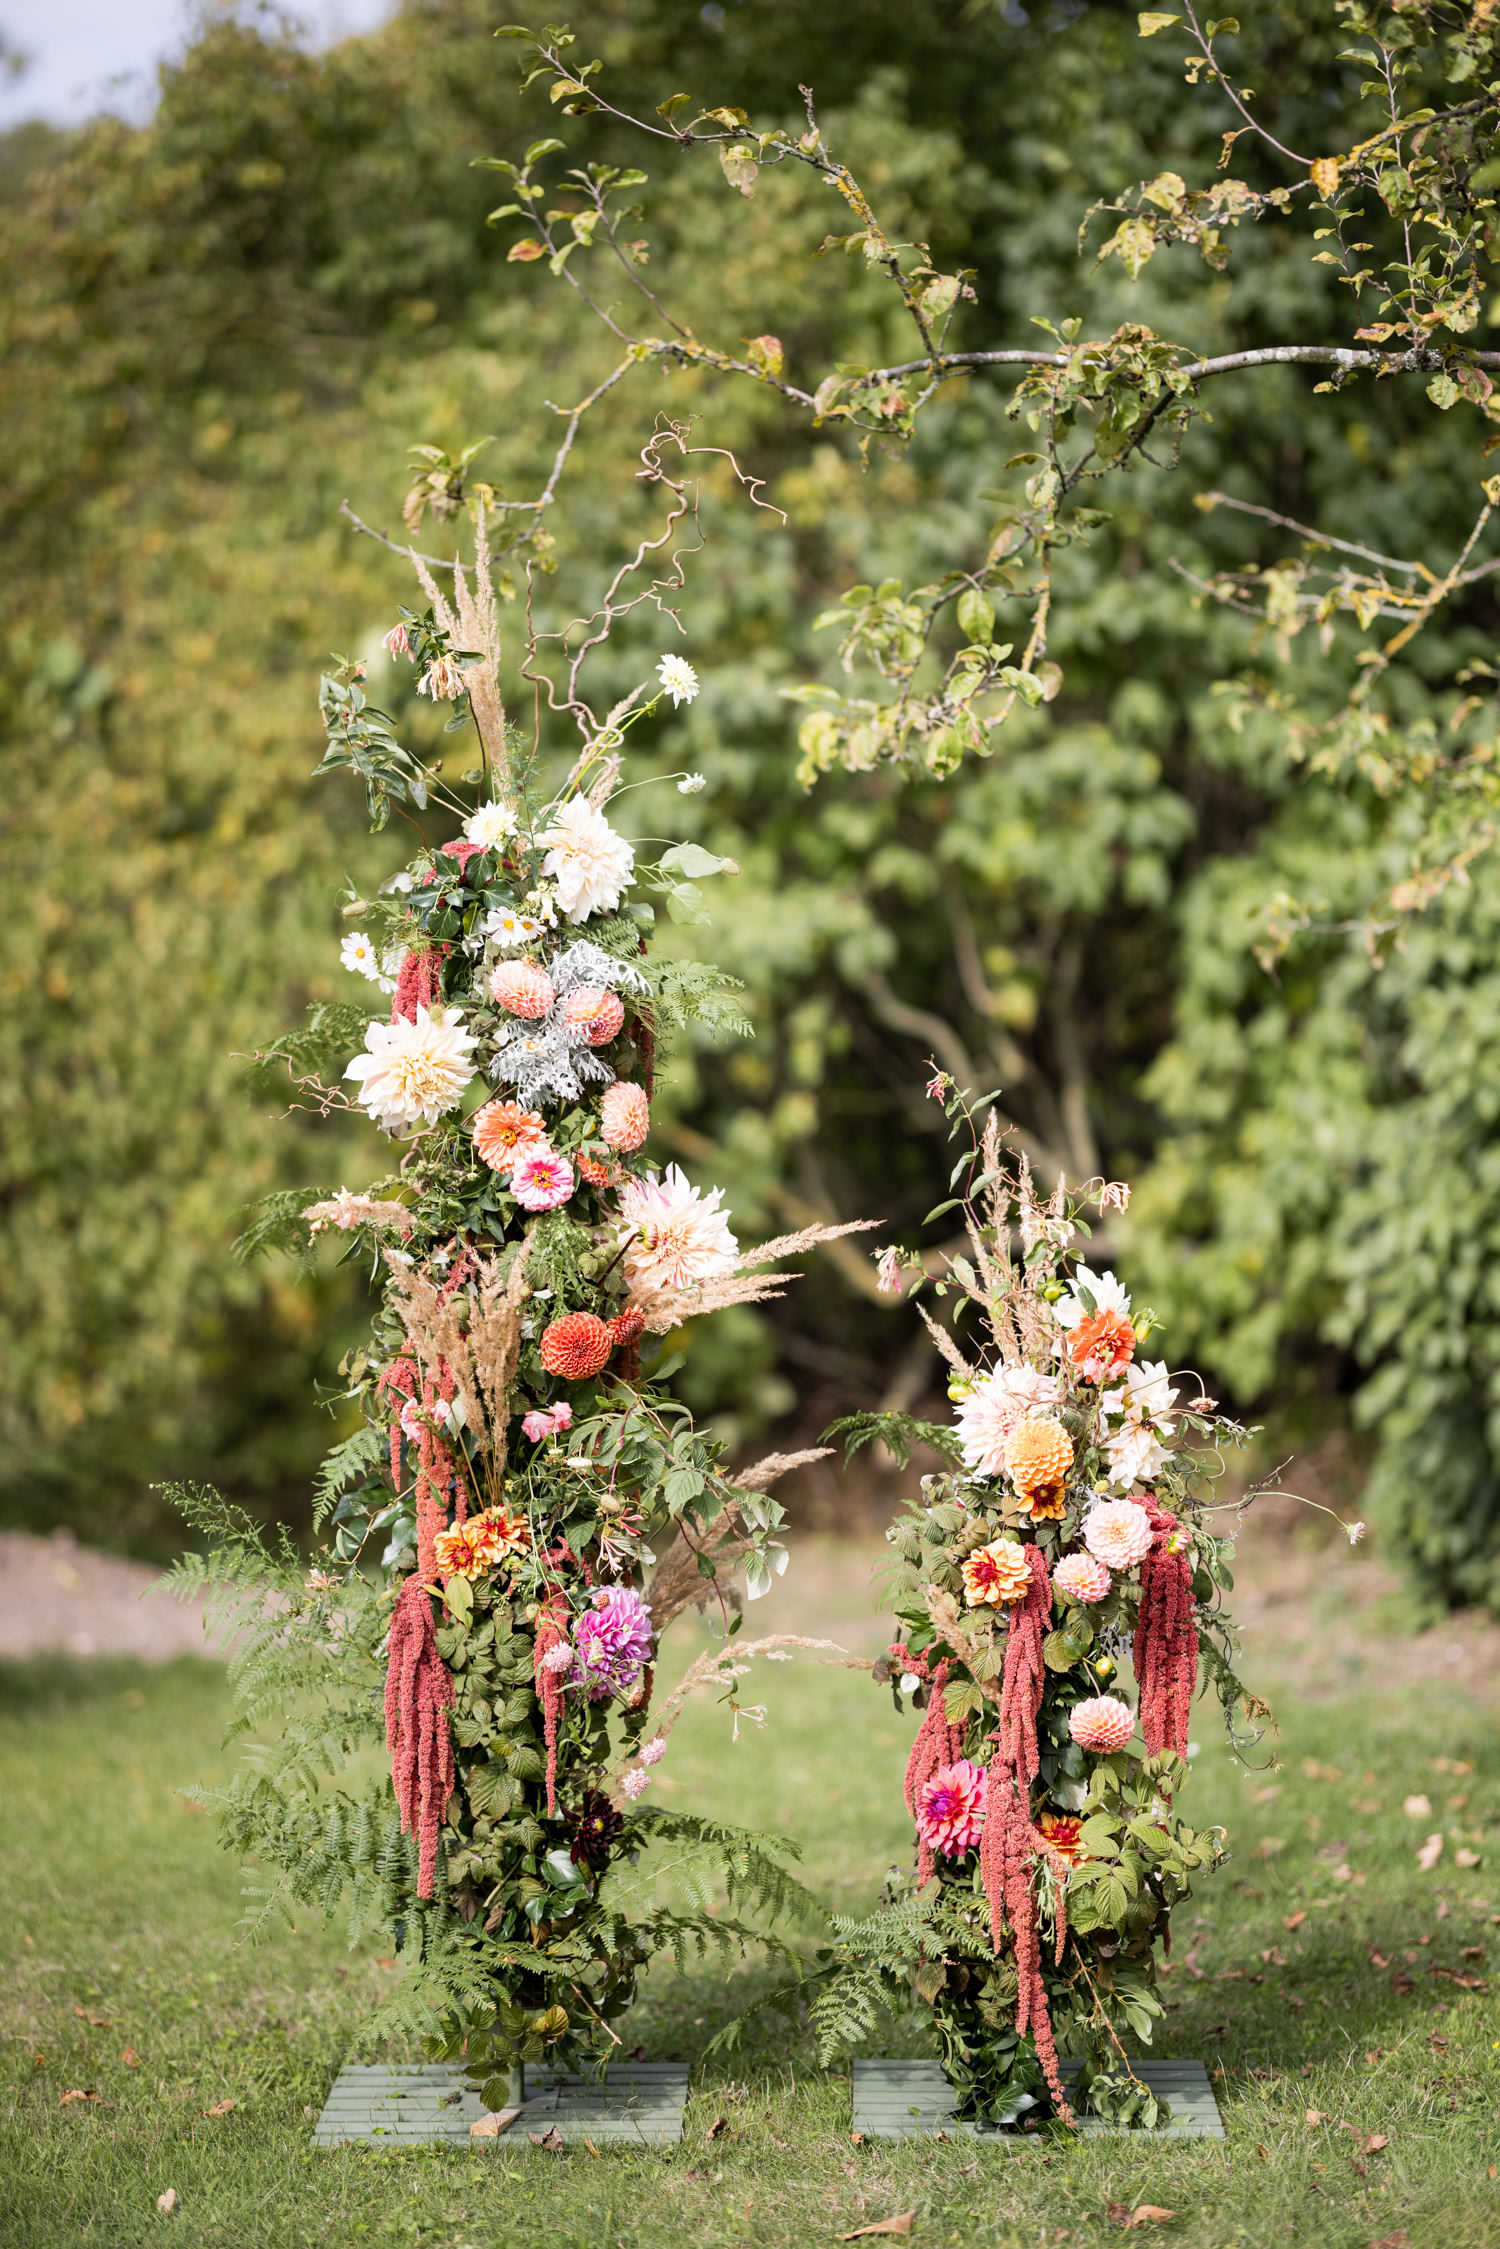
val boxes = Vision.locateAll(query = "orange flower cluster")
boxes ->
[434,1504,532,1582]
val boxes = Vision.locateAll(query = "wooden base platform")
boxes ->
[312,2061,689,2148]
[851,2058,1223,2140]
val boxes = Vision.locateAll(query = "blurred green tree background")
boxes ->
[4,0,1499,1603]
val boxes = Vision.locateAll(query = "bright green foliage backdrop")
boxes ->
[4,1,1500,1598]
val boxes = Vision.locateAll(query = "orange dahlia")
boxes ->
[576,1148,620,1190]
[1036,1809,1087,1866]
[539,1311,615,1380]
[473,1100,548,1174]
[1007,1415,1074,1517]
[962,1537,1033,1608]
[434,1504,531,1583]
[1068,1306,1136,1384]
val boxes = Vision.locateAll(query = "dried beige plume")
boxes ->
[303,1195,414,1237]
[645,1448,834,1635]
[412,539,506,774]
[383,1239,532,1493]
[625,1218,879,1336]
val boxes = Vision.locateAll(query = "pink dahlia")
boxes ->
[511,1148,576,1212]
[563,985,626,1045]
[1082,1500,1154,1572]
[1053,1552,1112,1605]
[490,960,556,1019]
[915,1759,988,1857]
[571,1586,654,1701]
[601,1080,650,1152]
[1069,1695,1136,1753]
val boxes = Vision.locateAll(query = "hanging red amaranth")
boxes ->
[890,1643,967,1886]
[1134,1500,1198,1761]
[385,1574,456,1899]
[391,942,451,1024]
[975,1544,1074,2127]
[533,1595,571,1815]
[380,1357,468,1580]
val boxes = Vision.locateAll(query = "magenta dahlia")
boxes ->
[570,1586,654,1701]
[915,1758,988,1858]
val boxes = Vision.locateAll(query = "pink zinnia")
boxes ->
[511,1149,575,1211]
[1069,1695,1136,1753]
[1082,1500,1154,1572]
[915,1759,988,1858]
[1053,1552,1112,1605]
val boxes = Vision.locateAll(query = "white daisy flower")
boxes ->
[656,654,699,708]
[482,905,545,951]
[340,932,385,982]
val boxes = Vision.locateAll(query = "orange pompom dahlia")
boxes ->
[490,959,556,1019]
[962,1538,1033,1609]
[563,985,626,1045]
[1006,1415,1074,1517]
[539,1311,615,1380]
[472,1100,548,1174]
[600,1080,650,1152]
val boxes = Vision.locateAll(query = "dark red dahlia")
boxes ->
[566,1789,624,1869]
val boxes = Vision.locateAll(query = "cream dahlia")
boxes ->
[1054,1264,1132,1334]
[618,1164,738,1292]
[1069,1695,1136,1753]
[463,799,518,851]
[537,796,635,921]
[1081,1499,1154,1571]
[1099,1360,1179,1490]
[954,1364,1064,1478]
[1052,1552,1112,1605]
[344,1007,477,1132]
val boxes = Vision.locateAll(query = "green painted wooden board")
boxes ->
[851,2059,1223,2140]
[312,2062,689,2147]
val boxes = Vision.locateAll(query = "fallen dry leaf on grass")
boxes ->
[59,2089,99,2106]
[73,2008,112,2027]
[840,2214,915,2239]
[1455,1847,1483,1868]
[848,2131,868,2147]
[1366,2232,1406,2248]
[120,2049,140,2069]
[203,2099,235,2118]
[1107,2205,1177,2229]
[1416,1833,1445,1871]
[706,2115,729,2142]
[1359,2134,1389,2157]
[1305,2110,1328,2126]
[1367,1948,1391,1970]
[1365,2048,1383,2065]
[527,2126,565,2152]
[155,2190,176,2216]
[1282,1911,1307,1931]
[1402,1795,1431,1820]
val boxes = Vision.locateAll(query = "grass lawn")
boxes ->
[2,1532,1498,2248]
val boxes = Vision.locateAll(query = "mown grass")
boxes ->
[2,1549,1499,2249]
